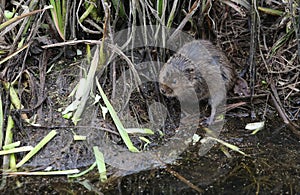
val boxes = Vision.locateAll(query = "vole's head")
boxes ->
[159,54,202,98]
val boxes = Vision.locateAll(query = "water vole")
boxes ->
[159,40,237,124]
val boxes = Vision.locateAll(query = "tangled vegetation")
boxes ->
[0,0,299,194]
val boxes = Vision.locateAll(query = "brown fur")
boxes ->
[159,40,236,124]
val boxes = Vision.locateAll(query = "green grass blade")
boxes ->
[157,0,164,17]
[16,130,57,168]
[167,0,179,27]
[258,6,283,16]
[68,162,97,178]
[125,128,154,135]
[3,112,15,170]
[2,141,21,150]
[93,146,107,182]
[49,0,65,40]
[111,0,126,18]
[79,3,95,23]
[96,79,139,152]
[207,137,249,157]
[8,85,22,109]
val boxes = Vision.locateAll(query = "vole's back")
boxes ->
[177,40,235,91]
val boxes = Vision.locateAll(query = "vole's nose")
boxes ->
[160,84,173,96]
[160,87,166,94]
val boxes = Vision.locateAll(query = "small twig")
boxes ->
[165,166,204,193]
[169,0,200,42]
[18,96,47,112]
[249,0,258,118]
[227,93,268,101]
[225,101,247,112]
[42,39,101,48]
[76,0,101,34]
[36,50,48,122]
[270,82,300,138]
[0,6,48,30]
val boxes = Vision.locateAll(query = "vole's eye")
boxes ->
[184,67,194,73]
[172,79,177,84]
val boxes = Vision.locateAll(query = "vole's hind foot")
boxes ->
[204,107,224,125]
[205,107,216,125]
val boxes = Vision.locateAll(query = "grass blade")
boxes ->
[125,128,154,135]
[7,169,80,176]
[96,79,139,152]
[111,0,126,18]
[0,146,33,155]
[68,162,97,178]
[72,46,99,124]
[205,137,249,157]
[2,141,20,150]
[15,130,57,168]
[93,146,107,182]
